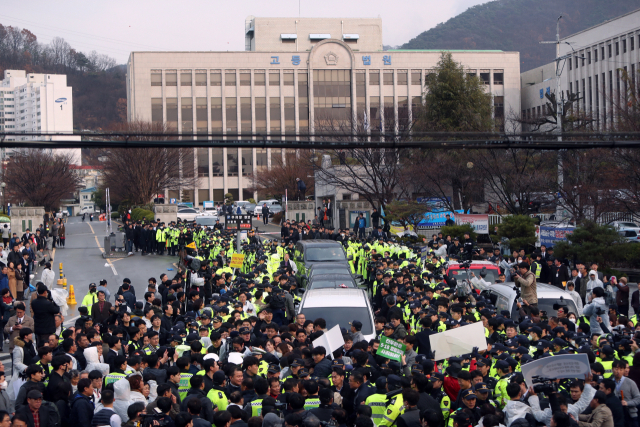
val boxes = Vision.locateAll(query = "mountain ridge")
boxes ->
[401,0,640,71]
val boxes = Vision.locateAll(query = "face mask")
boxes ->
[528,334,534,341]
[0,381,6,390]
[569,318,576,323]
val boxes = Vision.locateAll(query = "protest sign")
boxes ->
[376,336,406,362]
[230,254,245,268]
[311,325,345,360]
[520,354,590,387]
[429,322,487,361]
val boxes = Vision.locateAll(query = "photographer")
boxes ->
[513,262,538,316]
[527,374,596,426]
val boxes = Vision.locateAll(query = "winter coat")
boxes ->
[31,295,60,335]
[614,376,640,418]
[69,391,95,427]
[578,403,613,427]
[15,400,59,427]
[528,384,595,426]
[504,400,533,427]
[0,388,12,414]
[585,270,604,296]
[583,296,610,335]
[180,389,215,424]
[113,378,132,422]
[566,289,584,315]
[83,346,110,376]
[514,270,538,305]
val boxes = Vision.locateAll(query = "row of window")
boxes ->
[151,69,505,87]
[569,34,639,70]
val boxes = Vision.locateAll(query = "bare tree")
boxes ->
[512,91,595,133]
[311,110,411,209]
[251,150,314,201]
[406,149,483,213]
[474,149,555,214]
[101,121,198,205]
[4,150,83,211]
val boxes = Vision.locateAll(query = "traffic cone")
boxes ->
[257,213,260,220]
[67,285,77,305]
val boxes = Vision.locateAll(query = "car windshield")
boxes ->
[509,298,578,319]
[196,217,217,226]
[308,279,356,289]
[311,267,351,276]
[300,307,373,335]
[620,222,639,228]
[306,247,347,262]
[448,268,498,284]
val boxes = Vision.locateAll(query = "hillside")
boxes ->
[402,0,640,71]
[0,24,126,130]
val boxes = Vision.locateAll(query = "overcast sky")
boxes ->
[0,0,488,64]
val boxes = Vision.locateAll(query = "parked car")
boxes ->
[618,229,640,243]
[267,204,283,217]
[612,221,640,233]
[177,207,202,222]
[297,288,375,341]
[195,215,220,229]
[480,282,578,319]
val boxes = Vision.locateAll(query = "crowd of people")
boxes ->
[0,219,637,427]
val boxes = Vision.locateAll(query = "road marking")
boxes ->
[88,223,95,234]
[93,235,118,276]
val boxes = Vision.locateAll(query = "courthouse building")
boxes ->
[521,9,640,131]
[127,17,520,205]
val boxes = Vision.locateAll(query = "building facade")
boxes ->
[521,8,640,130]
[0,70,81,164]
[127,17,520,206]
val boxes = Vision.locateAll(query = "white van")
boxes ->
[80,206,95,214]
[297,288,376,342]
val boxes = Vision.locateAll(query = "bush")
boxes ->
[247,198,256,204]
[397,235,420,245]
[554,221,625,269]
[272,212,283,225]
[130,207,155,222]
[441,224,476,241]
[497,215,537,251]
[111,212,120,219]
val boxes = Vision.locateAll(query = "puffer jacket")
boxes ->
[504,400,533,427]
[113,378,132,422]
[69,391,95,427]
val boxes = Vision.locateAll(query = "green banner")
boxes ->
[376,336,406,362]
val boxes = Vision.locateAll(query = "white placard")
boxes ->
[520,354,590,387]
[428,322,488,361]
[312,325,345,360]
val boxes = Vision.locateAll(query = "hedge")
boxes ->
[131,208,155,222]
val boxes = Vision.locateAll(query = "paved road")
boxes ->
[0,215,283,371]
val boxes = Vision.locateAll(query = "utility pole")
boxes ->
[540,16,571,219]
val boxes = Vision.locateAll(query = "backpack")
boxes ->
[270,293,286,310]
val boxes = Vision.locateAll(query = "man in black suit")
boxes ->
[91,290,112,325]
[104,336,121,371]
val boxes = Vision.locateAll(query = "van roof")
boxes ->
[491,282,574,297]
[448,261,499,268]
[301,289,368,308]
